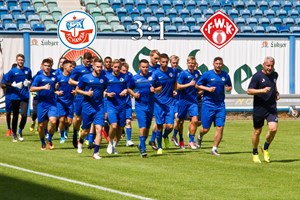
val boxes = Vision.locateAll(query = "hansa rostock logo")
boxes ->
[58,10,96,50]
[200,11,239,49]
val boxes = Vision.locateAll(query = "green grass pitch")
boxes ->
[0,119,299,200]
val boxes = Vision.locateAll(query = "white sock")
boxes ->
[212,146,218,151]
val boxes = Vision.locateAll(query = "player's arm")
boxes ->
[177,79,196,90]
[76,86,93,97]
[30,84,50,92]
[247,87,271,95]
[68,78,78,86]
[197,85,216,93]
[127,88,140,99]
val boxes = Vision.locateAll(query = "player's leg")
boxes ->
[57,102,67,143]
[11,100,21,142]
[72,97,83,148]
[5,95,12,136]
[78,107,95,154]
[37,103,49,150]
[154,103,165,153]
[136,109,149,157]
[30,99,38,133]
[197,104,213,148]
[92,106,105,159]
[162,105,175,149]
[171,102,179,146]
[107,109,117,154]
[17,99,28,141]
[186,104,198,149]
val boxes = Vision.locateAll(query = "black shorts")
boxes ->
[253,107,278,129]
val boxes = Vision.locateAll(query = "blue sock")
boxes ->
[189,134,195,143]
[179,133,183,141]
[18,129,23,136]
[40,137,46,145]
[48,134,53,142]
[163,128,172,138]
[88,133,94,143]
[139,136,146,152]
[60,130,64,138]
[173,129,178,137]
[156,131,162,149]
[126,128,132,140]
[45,129,49,135]
[150,131,156,142]
[264,141,270,150]
[94,144,100,154]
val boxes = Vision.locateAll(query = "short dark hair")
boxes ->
[213,57,223,63]
[139,59,149,65]
[16,53,25,60]
[104,56,112,61]
[160,53,169,61]
[11,63,17,68]
[62,59,72,66]
[42,58,53,65]
[93,57,103,63]
[83,52,93,60]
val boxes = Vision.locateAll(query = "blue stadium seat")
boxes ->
[129,8,140,18]
[240,25,252,33]
[166,8,177,19]
[116,7,127,18]
[234,17,246,28]
[245,1,256,12]
[126,24,138,32]
[185,0,196,11]
[140,24,149,32]
[136,0,147,11]
[112,24,125,32]
[276,9,287,20]
[95,16,107,26]
[295,18,300,25]
[14,14,27,27]
[252,9,263,20]
[281,0,292,12]
[270,17,282,29]
[209,0,221,11]
[196,0,208,10]
[222,0,232,11]
[32,0,44,10]
[160,0,172,10]
[45,23,58,31]
[0,23,3,30]
[196,17,207,26]
[289,26,300,33]
[178,25,189,33]
[49,7,62,17]
[253,25,265,33]
[184,17,196,28]
[148,0,159,10]
[33,23,45,31]
[147,16,158,26]
[19,23,31,31]
[178,8,190,19]
[107,15,120,26]
[203,8,214,18]
[246,17,258,29]
[282,17,294,28]
[5,23,17,31]
[190,25,200,33]
[10,6,22,17]
[228,8,239,19]
[293,0,300,13]
[219,8,226,14]
[264,9,276,20]
[102,7,115,18]
[172,16,183,27]
[37,6,49,18]
[233,0,245,12]
[151,25,160,32]
[110,0,121,10]
[24,6,35,18]
[28,15,41,27]
[173,0,184,10]
[99,24,112,32]
[98,0,110,9]
[45,0,58,9]
[153,8,165,18]
[159,16,171,26]
[265,25,277,33]
[123,0,134,10]
[133,16,145,24]
[6,0,18,8]
[269,0,280,12]
[240,9,251,20]
[85,0,96,12]
[165,25,177,32]
[1,14,13,26]
[141,8,152,19]
[288,9,299,20]
[0,5,8,16]
[0,0,4,6]
[121,16,133,27]
[257,0,268,12]
[277,25,289,33]
[258,17,270,29]
[90,7,101,18]
[191,8,202,18]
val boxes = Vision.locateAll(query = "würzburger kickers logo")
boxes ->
[200,11,238,49]
[58,10,96,50]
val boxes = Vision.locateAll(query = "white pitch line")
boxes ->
[0,162,153,200]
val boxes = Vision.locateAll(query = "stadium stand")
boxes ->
[165,25,177,32]
[240,25,252,33]
[253,25,265,33]
[190,25,200,33]
[141,7,152,19]
[266,26,278,33]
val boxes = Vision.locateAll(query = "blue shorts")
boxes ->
[57,102,74,118]
[37,102,57,123]
[103,98,108,113]
[136,107,154,128]
[5,96,12,112]
[174,101,179,113]
[253,107,278,128]
[74,96,83,116]
[198,100,202,121]
[107,106,126,127]
[81,104,105,129]
[126,105,132,120]
[177,102,198,120]
[201,104,226,129]
[154,103,175,125]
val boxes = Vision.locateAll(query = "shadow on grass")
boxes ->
[0,174,93,200]
[271,159,300,163]
[221,151,252,155]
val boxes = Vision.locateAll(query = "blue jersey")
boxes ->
[128,72,161,110]
[123,71,133,105]
[77,72,107,108]
[1,73,13,97]
[6,66,32,100]
[177,69,201,104]
[55,68,63,76]
[31,72,57,104]
[106,72,129,110]
[149,63,160,73]
[103,68,112,74]
[36,69,57,76]
[153,67,177,106]
[197,69,232,106]
[70,64,93,99]
[56,74,75,106]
